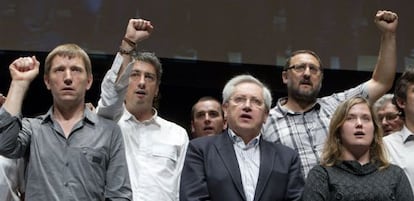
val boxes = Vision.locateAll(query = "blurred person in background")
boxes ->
[373,93,404,136]
[190,96,226,139]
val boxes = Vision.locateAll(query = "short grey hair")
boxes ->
[222,74,272,111]
[373,93,394,111]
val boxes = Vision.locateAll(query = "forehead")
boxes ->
[194,100,221,111]
[349,103,371,114]
[233,82,263,97]
[377,102,398,112]
[290,53,320,66]
[407,84,414,91]
[50,55,85,68]
[132,61,156,74]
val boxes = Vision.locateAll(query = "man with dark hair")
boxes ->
[384,68,414,195]
[96,19,189,201]
[190,96,226,139]
[262,10,399,177]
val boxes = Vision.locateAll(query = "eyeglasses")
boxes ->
[286,63,321,75]
[230,96,264,108]
[378,112,401,122]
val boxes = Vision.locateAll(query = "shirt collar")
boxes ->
[123,107,161,126]
[227,128,261,148]
[276,97,321,115]
[399,125,414,143]
[40,105,96,125]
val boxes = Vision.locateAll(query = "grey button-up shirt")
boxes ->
[0,107,132,201]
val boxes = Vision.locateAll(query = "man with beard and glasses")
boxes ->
[262,10,399,178]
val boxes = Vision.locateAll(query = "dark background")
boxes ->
[0,50,396,134]
[0,1,406,133]
[0,1,413,71]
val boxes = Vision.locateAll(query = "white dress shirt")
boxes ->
[97,53,189,201]
[0,156,25,201]
[384,125,414,194]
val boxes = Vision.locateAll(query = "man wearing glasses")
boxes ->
[262,10,399,178]
[374,93,404,136]
[180,75,304,201]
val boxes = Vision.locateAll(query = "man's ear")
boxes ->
[282,71,288,84]
[86,75,93,90]
[222,102,229,119]
[395,97,406,110]
[44,75,51,90]
[191,121,195,133]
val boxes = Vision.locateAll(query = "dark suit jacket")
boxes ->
[180,131,304,201]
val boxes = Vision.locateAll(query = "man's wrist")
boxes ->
[119,37,137,56]
[119,46,135,55]
[123,37,136,47]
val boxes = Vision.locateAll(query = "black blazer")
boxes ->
[180,131,304,201]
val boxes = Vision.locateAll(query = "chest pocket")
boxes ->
[152,144,178,164]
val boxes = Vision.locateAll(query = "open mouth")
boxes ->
[203,126,214,131]
[354,131,365,136]
[135,90,146,95]
[300,80,312,86]
[240,114,252,119]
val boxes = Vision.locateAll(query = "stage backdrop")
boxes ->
[0,0,412,72]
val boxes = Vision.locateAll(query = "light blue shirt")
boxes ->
[228,129,260,201]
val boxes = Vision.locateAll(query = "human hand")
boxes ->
[124,19,154,45]
[374,10,398,34]
[9,56,40,84]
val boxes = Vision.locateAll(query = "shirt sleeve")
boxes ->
[104,124,132,201]
[0,107,30,158]
[17,157,26,194]
[320,82,369,115]
[96,53,133,121]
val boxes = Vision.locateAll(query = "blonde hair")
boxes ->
[45,44,92,76]
[321,97,389,170]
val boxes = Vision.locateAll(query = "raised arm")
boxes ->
[118,19,153,81]
[0,57,39,157]
[96,19,153,119]
[3,56,40,115]
[366,10,398,103]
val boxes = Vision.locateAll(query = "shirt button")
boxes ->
[64,182,68,187]
[65,162,69,167]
